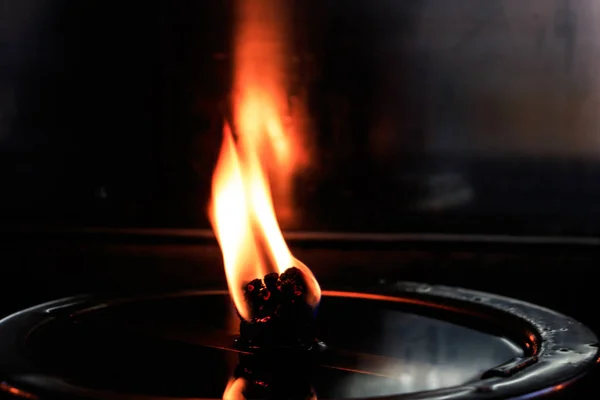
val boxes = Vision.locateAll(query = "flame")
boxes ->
[210,0,320,321]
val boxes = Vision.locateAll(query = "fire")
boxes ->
[209,0,320,321]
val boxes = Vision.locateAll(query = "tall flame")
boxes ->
[210,0,320,321]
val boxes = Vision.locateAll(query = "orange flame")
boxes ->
[210,0,320,321]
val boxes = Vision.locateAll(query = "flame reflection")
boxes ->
[222,378,248,400]
[222,377,317,400]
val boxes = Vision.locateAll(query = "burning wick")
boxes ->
[214,0,322,397]
[209,0,320,354]
[212,125,322,400]
[210,123,322,351]
[238,264,321,351]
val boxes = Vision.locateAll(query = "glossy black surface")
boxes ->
[0,283,596,400]
[0,230,599,398]
[15,293,521,399]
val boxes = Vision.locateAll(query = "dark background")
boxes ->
[2,0,600,235]
[1,0,599,311]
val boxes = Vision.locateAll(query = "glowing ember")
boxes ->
[209,0,320,321]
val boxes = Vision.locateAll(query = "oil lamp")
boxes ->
[0,1,597,400]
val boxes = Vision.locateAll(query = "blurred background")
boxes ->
[3,0,600,236]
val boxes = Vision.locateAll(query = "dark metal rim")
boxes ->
[4,227,600,247]
[0,283,597,400]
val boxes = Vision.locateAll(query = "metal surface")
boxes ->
[0,283,596,399]
[6,226,600,247]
